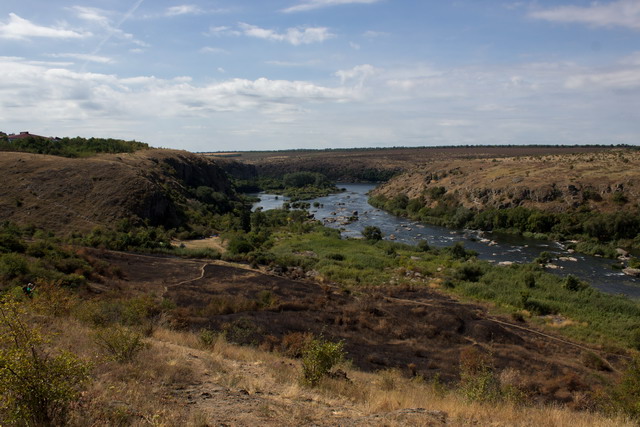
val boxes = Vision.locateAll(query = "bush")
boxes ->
[417,240,431,252]
[454,263,485,282]
[301,335,345,387]
[458,346,500,402]
[227,237,254,254]
[607,356,640,419]
[563,274,588,292]
[93,325,147,363]
[362,226,382,241]
[198,329,217,348]
[0,298,89,425]
[0,253,29,280]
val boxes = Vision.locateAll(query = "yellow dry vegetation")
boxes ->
[13,312,632,427]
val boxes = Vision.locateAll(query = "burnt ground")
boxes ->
[92,249,624,407]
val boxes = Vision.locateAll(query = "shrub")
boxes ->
[0,253,29,280]
[454,263,485,282]
[362,226,382,241]
[0,298,89,425]
[227,237,254,254]
[534,251,552,264]
[93,325,147,363]
[523,273,536,288]
[446,242,475,260]
[563,274,588,292]
[607,356,640,419]
[198,328,217,348]
[301,335,345,387]
[417,240,431,252]
[458,346,500,402]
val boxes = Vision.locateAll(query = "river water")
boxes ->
[252,183,640,298]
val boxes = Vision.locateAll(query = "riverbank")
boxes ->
[253,184,640,298]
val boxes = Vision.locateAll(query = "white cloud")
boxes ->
[282,0,382,13]
[566,69,640,90]
[165,5,204,16]
[70,6,111,26]
[237,23,334,45]
[0,13,91,40]
[335,64,376,88]
[0,56,356,123]
[46,53,114,64]
[350,42,360,50]
[71,3,149,54]
[530,0,640,31]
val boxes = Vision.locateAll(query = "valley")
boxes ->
[2,141,640,425]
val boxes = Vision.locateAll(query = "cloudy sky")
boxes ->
[1,0,639,151]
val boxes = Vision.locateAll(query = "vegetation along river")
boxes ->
[253,183,640,298]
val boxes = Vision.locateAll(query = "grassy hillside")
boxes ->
[370,149,640,254]
[0,149,241,235]
[211,145,621,182]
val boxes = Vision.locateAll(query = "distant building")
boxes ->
[7,131,53,141]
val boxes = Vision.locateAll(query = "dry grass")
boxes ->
[15,310,635,427]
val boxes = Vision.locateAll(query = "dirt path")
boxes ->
[151,337,447,426]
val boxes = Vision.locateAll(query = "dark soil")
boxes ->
[94,250,621,407]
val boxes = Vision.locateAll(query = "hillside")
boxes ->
[0,149,236,234]
[207,146,620,182]
[372,149,640,214]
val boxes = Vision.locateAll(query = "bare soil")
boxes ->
[91,249,623,407]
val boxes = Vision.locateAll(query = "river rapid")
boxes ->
[252,183,640,299]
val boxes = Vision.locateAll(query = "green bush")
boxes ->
[563,274,588,292]
[454,263,486,282]
[301,335,345,387]
[198,328,217,347]
[0,253,29,281]
[93,325,148,363]
[0,298,90,425]
[458,347,500,402]
[362,226,382,241]
[227,237,254,254]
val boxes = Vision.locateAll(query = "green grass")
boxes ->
[267,226,640,349]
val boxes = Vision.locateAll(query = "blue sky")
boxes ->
[1,0,639,151]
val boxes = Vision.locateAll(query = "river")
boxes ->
[252,183,640,298]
